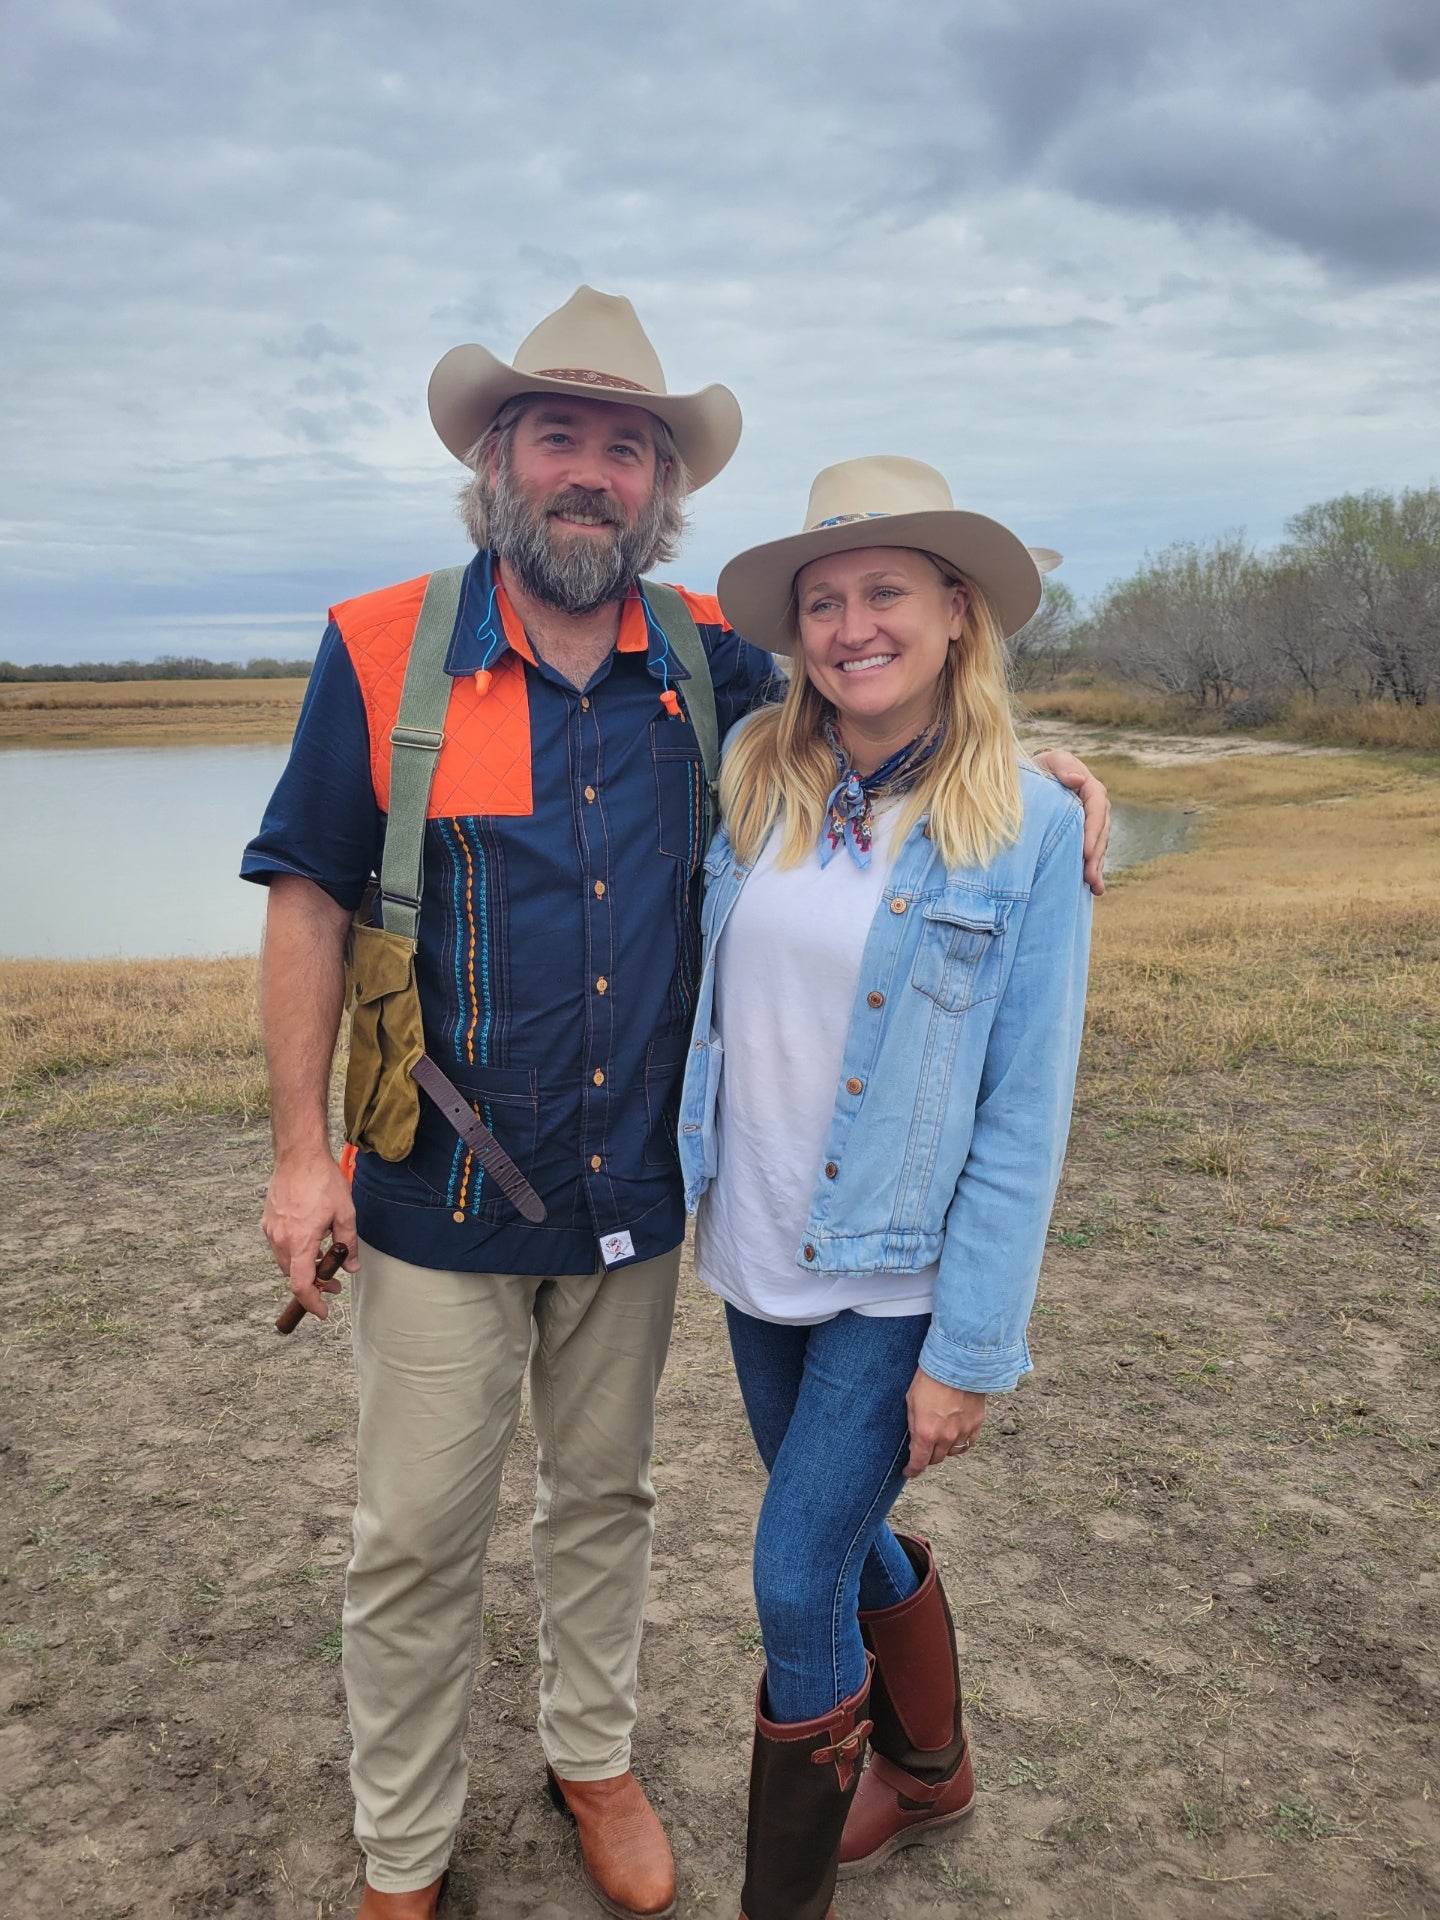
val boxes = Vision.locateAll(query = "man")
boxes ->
[242,287,1110,1919]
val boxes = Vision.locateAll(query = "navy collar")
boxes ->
[444,551,691,685]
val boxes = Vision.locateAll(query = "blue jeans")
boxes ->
[726,1304,931,1724]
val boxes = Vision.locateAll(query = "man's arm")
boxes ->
[1031,748,1110,895]
[259,874,359,1318]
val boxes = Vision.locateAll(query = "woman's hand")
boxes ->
[904,1369,987,1479]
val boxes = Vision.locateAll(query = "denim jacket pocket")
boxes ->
[911,895,1006,1013]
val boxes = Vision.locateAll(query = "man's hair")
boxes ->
[457,394,691,569]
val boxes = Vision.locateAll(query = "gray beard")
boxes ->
[488,473,666,615]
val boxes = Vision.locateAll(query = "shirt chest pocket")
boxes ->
[651,719,707,871]
[910,895,1007,1013]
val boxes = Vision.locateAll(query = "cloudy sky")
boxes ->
[4,0,1439,663]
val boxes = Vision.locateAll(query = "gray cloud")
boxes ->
[942,0,1440,275]
[1,0,1437,660]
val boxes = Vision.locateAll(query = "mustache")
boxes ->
[543,487,625,530]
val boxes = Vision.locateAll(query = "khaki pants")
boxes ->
[343,1240,681,1893]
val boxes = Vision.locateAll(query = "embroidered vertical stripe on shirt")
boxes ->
[437,818,468,1207]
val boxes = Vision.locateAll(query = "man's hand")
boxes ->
[1033,749,1110,895]
[904,1369,987,1479]
[258,874,356,1319]
[263,1149,359,1320]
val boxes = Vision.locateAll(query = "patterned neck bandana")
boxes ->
[818,712,943,868]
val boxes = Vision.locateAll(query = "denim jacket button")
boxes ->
[845,1077,863,1096]
[803,1244,816,1262]
[867,990,885,1008]
[824,1162,838,1179]
[889,896,908,915]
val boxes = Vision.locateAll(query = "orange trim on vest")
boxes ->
[662,584,727,629]
[331,574,534,819]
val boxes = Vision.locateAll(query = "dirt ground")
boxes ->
[2,749,1438,1920]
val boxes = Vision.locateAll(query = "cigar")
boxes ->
[275,1242,350,1335]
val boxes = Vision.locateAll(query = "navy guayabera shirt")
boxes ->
[242,549,780,1274]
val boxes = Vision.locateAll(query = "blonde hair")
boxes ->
[720,558,1024,871]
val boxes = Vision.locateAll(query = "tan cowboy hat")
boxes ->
[427,285,742,491]
[717,456,1046,650]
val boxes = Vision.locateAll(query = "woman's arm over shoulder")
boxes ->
[921,799,1092,1394]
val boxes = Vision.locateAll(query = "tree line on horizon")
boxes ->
[1014,484,1439,718]
[0,654,316,683]
[4,484,1436,710]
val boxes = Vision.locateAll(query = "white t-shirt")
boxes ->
[694,807,938,1325]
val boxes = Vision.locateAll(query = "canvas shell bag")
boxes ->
[343,917,426,1160]
[340,567,463,1162]
[339,571,719,1162]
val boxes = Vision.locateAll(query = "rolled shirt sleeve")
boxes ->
[919,802,1093,1394]
[239,621,383,912]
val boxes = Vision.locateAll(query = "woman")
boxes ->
[677,457,1093,1920]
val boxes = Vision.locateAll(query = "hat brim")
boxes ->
[717,509,1044,651]
[427,344,742,492]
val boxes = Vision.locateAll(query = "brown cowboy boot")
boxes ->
[546,1767,677,1919]
[355,1872,446,1917]
[737,1656,873,1920]
[838,1535,974,1877]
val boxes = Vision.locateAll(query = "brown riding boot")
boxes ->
[546,1766,677,1919]
[737,1656,873,1920]
[838,1535,974,1877]
[355,1872,446,1917]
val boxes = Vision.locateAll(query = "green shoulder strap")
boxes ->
[377,566,466,941]
[640,579,719,832]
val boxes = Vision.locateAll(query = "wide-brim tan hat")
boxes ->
[428,285,742,491]
[717,456,1046,649]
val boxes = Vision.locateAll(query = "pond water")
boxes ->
[0,745,1192,959]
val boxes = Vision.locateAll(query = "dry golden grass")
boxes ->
[0,678,307,746]
[1,750,1435,1135]
[1279,693,1440,752]
[1023,678,1440,752]
[1087,752,1439,1080]
[0,955,269,1131]
[1022,683,1203,731]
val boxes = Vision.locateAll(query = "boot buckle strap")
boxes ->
[871,1746,955,1808]
[811,1719,873,1793]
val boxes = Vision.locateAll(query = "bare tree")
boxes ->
[1008,579,1082,688]
[1091,534,1263,710]
[1281,488,1440,705]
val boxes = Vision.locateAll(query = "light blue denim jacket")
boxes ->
[677,764,1092,1393]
